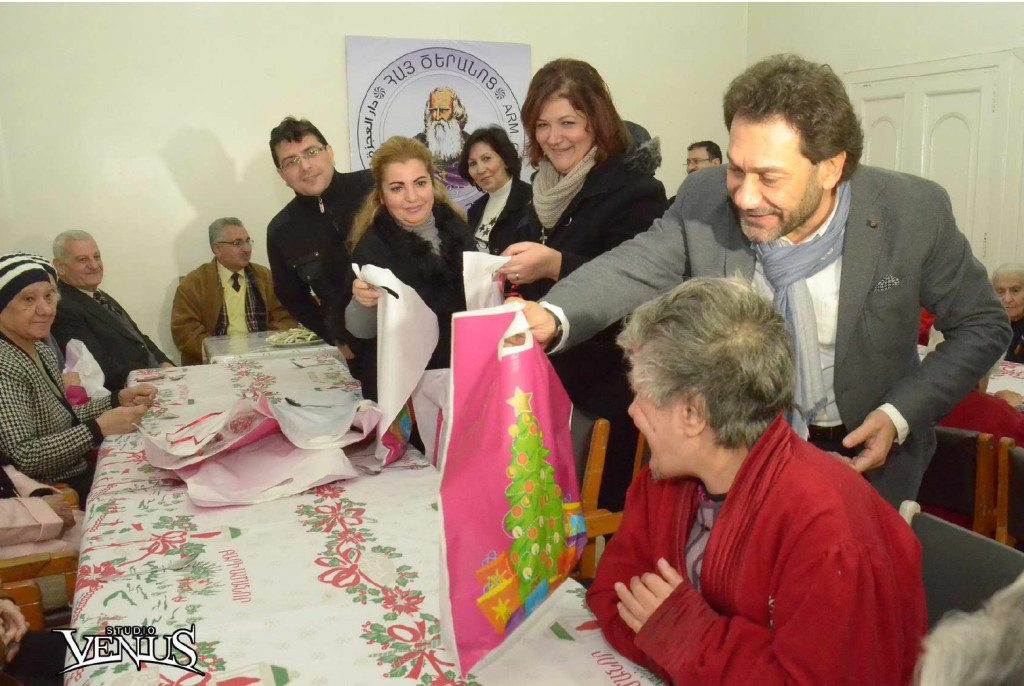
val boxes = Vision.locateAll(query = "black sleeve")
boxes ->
[267,216,328,339]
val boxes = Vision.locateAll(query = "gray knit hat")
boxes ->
[0,252,57,312]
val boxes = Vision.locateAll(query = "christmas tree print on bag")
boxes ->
[438,302,586,675]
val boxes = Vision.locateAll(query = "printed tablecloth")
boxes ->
[68,360,663,686]
[988,360,1024,396]
[202,330,341,364]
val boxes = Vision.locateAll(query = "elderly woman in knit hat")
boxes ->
[0,253,155,502]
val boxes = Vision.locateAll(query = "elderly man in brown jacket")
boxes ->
[171,217,296,364]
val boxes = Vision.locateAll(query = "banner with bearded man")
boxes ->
[347,36,530,209]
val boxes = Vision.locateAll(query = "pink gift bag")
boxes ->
[439,302,586,675]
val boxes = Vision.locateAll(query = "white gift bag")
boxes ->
[63,339,111,399]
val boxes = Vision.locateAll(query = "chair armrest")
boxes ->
[50,483,80,510]
[0,550,79,632]
[0,579,45,631]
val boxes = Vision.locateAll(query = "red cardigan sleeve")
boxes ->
[633,539,922,685]
[586,470,672,676]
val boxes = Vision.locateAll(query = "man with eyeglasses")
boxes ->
[171,217,296,365]
[670,141,723,204]
[685,140,723,175]
[266,117,373,360]
[51,229,174,392]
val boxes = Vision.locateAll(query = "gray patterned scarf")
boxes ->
[531,147,598,230]
[755,181,851,436]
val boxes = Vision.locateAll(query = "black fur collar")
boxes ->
[370,203,473,286]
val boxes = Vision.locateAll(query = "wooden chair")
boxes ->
[916,427,997,536]
[0,550,78,631]
[996,438,1024,547]
[0,479,81,631]
[51,483,80,509]
[900,500,1024,628]
[573,420,645,581]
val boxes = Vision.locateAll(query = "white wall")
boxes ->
[0,3,744,362]
[746,3,1024,75]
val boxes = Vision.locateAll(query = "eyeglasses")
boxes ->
[279,145,327,171]
[686,157,712,167]
[214,238,254,248]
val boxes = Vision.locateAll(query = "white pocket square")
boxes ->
[872,275,901,292]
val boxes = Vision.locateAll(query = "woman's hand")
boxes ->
[352,279,382,308]
[119,383,156,408]
[40,493,76,534]
[499,242,563,284]
[96,404,149,437]
[0,598,28,663]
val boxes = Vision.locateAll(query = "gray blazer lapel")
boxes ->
[724,240,755,282]
[715,203,756,281]
[835,172,885,368]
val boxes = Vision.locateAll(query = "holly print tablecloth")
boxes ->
[69,361,661,685]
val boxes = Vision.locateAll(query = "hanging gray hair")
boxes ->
[915,571,1024,686]
[617,277,795,448]
[991,262,1024,285]
[52,229,96,261]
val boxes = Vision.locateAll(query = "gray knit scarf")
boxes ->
[755,181,851,436]
[531,147,598,230]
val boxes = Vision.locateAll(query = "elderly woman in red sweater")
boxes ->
[587,278,926,685]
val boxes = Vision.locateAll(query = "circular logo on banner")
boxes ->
[355,47,526,208]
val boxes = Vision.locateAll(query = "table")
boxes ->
[68,360,661,686]
[987,360,1024,397]
[202,330,341,364]
[918,347,1024,398]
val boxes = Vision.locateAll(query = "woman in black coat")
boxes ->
[458,126,532,256]
[344,136,475,402]
[501,59,667,511]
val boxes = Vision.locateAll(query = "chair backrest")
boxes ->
[901,500,1024,628]
[633,433,650,480]
[996,439,1024,545]
[917,427,996,535]
[579,419,611,513]
[569,407,596,489]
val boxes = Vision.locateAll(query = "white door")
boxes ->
[848,51,1024,268]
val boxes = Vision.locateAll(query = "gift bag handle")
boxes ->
[498,310,534,359]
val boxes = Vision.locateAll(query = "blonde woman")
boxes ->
[343,136,475,401]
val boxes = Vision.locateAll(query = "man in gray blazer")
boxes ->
[523,54,1010,506]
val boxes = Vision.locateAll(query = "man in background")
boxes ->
[685,140,722,175]
[266,117,373,355]
[51,230,173,392]
[171,217,295,365]
[670,140,723,203]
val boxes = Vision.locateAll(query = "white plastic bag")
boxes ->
[63,339,111,399]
